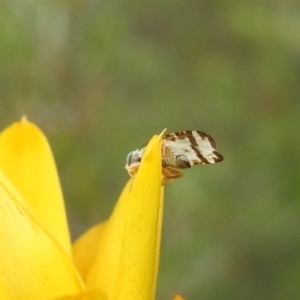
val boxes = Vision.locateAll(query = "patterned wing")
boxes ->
[163,130,223,166]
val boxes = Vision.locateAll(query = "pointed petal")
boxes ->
[0,117,71,255]
[74,132,164,300]
[0,169,85,299]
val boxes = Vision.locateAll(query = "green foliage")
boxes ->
[1,1,300,299]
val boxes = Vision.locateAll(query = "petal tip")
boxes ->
[159,128,167,137]
[21,115,28,123]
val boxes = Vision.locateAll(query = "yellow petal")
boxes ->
[73,222,107,282]
[173,295,186,300]
[74,132,164,300]
[0,168,85,299]
[0,117,71,255]
[54,289,108,300]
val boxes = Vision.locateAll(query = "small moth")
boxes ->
[125,130,223,182]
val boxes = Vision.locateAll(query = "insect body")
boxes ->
[125,130,223,181]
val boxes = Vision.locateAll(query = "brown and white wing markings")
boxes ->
[125,130,223,183]
[163,130,223,167]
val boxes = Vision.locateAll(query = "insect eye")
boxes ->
[132,151,142,164]
[126,152,133,165]
[126,149,143,166]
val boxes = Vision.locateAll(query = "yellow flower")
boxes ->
[0,117,183,300]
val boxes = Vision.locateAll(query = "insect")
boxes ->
[125,130,223,182]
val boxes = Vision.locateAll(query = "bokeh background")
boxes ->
[1,1,300,299]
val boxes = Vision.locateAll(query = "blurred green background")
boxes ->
[1,1,300,299]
